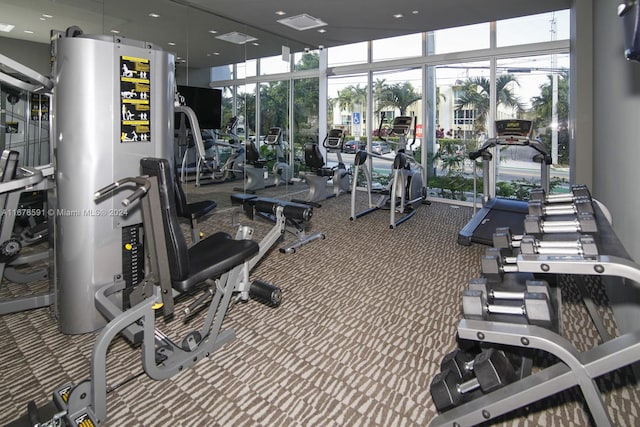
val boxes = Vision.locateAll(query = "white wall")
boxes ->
[592,0,640,262]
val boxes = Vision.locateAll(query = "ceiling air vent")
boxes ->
[277,14,327,31]
[0,23,15,33]
[215,31,257,45]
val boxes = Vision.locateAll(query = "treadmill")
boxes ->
[458,119,551,246]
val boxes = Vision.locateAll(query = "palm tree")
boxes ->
[377,82,422,116]
[531,70,569,127]
[372,78,388,115]
[454,74,523,134]
[336,84,367,112]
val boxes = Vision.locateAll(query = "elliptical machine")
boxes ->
[202,116,245,184]
[350,114,428,229]
[293,129,350,206]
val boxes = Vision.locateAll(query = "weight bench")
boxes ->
[21,158,281,427]
[231,193,325,254]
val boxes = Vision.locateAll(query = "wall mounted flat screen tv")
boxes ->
[176,85,222,130]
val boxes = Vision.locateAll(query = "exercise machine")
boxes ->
[231,193,325,254]
[0,150,55,315]
[264,127,294,186]
[240,127,293,193]
[350,114,428,229]
[12,156,287,426]
[207,116,246,184]
[182,115,246,186]
[293,129,350,206]
[458,119,551,246]
[175,104,218,187]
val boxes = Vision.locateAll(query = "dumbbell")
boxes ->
[481,248,518,280]
[430,348,516,412]
[441,346,526,385]
[519,234,598,257]
[528,198,594,217]
[493,228,599,257]
[440,348,477,382]
[467,277,551,303]
[529,184,591,204]
[524,213,598,235]
[462,287,553,327]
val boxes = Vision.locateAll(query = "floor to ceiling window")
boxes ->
[209,8,570,204]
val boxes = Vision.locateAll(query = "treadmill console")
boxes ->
[495,119,533,137]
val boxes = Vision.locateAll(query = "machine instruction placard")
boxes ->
[120,56,151,143]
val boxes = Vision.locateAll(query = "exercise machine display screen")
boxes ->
[265,127,282,145]
[391,116,413,135]
[495,119,533,137]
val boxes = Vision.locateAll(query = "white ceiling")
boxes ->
[0,0,572,69]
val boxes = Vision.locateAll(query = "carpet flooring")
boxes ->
[0,179,638,426]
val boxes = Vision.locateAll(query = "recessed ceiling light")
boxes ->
[0,23,15,32]
[40,18,46,21]
[208,30,218,34]
[111,29,120,34]
[24,30,34,34]
[393,13,404,19]
[42,14,53,18]
[252,42,260,46]
[317,29,326,33]
[148,13,160,18]
[213,52,220,55]
[276,11,286,16]
[168,42,176,46]
[412,10,419,15]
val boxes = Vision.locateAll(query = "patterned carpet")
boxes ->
[0,179,639,426]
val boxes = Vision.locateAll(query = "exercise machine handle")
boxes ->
[94,177,151,207]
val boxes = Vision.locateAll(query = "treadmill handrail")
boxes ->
[470,136,551,164]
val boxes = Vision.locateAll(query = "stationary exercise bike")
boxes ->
[293,129,350,206]
[350,114,428,229]
[240,127,293,192]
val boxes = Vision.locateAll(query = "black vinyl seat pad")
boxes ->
[172,231,259,293]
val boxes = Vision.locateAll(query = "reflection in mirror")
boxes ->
[0,86,50,166]
[327,73,368,192]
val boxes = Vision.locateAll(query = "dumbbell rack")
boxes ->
[431,319,640,426]
[431,190,640,426]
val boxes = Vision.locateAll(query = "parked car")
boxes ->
[371,142,391,155]
[342,139,366,153]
